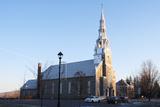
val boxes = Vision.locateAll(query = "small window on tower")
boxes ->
[99,41,101,45]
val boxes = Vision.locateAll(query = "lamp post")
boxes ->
[57,52,63,107]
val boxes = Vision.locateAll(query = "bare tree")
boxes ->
[26,62,49,79]
[133,76,141,98]
[140,60,160,101]
[25,62,49,107]
[152,81,160,98]
[126,76,133,85]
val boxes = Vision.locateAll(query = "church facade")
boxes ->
[20,10,116,99]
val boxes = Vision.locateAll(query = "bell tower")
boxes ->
[94,8,116,96]
[94,9,110,68]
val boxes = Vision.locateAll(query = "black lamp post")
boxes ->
[57,52,63,107]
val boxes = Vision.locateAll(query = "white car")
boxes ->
[84,96,101,103]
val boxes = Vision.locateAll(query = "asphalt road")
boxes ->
[0,99,159,107]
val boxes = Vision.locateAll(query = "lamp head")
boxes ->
[58,52,63,59]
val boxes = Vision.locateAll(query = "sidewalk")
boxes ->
[130,98,160,103]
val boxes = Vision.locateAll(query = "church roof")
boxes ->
[42,59,95,80]
[116,79,134,87]
[21,79,37,90]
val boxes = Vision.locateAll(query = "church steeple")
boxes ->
[94,6,116,97]
[94,8,109,51]
[94,8,110,65]
[99,9,107,40]
[95,7,109,50]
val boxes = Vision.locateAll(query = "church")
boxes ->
[20,9,116,99]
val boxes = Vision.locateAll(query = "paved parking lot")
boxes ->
[0,99,159,107]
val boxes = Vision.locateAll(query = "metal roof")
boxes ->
[42,59,96,80]
[21,59,96,89]
[21,79,37,89]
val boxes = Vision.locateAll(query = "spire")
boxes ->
[99,5,107,39]
[95,6,109,49]
[100,3,105,24]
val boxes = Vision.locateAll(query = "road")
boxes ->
[0,99,159,107]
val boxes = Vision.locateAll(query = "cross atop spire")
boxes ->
[101,3,103,11]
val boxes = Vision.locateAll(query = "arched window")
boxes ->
[88,81,91,94]
[68,82,71,94]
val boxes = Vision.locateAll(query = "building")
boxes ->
[20,9,116,99]
[116,79,135,99]
[20,80,37,99]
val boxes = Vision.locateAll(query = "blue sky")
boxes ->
[0,0,160,92]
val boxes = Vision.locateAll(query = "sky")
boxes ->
[0,0,160,92]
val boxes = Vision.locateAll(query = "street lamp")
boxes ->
[57,52,63,107]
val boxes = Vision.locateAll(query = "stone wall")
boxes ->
[20,89,37,99]
[41,76,95,99]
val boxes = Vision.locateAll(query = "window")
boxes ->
[68,82,71,94]
[78,81,80,96]
[60,83,62,94]
[88,81,91,94]
[52,82,54,94]
[44,84,48,94]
